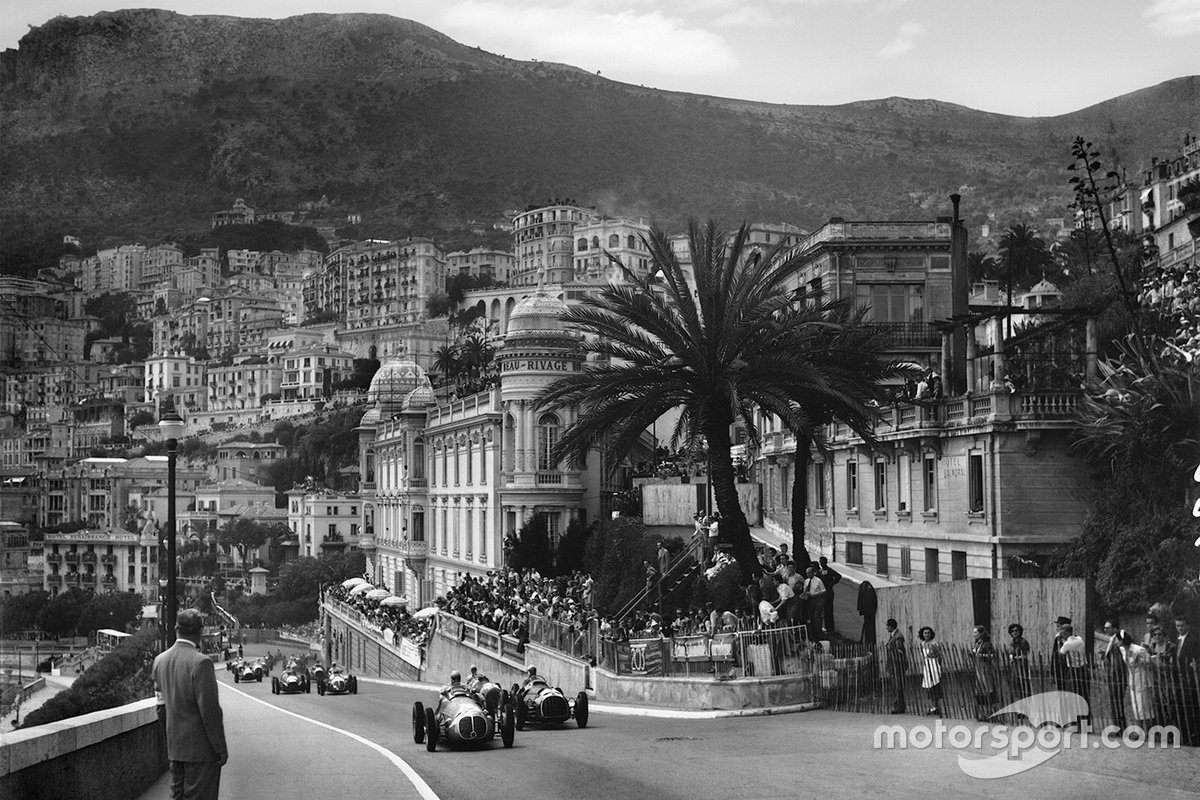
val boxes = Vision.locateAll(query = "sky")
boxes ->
[2,0,1199,117]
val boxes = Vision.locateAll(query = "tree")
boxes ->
[504,516,554,576]
[216,518,274,571]
[0,589,50,637]
[433,343,459,383]
[555,518,592,575]
[77,591,143,634]
[998,223,1052,292]
[38,588,88,637]
[967,251,998,284]
[538,219,871,583]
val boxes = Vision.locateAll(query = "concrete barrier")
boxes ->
[593,668,815,709]
[0,698,166,800]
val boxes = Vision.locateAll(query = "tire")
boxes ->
[350,677,358,694]
[412,702,425,744]
[257,673,263,683]
[515,697,527,731]
[304,678,311,693]
[271,678,278,694]
[318,682,325,696]
[575,692,589,728]
[234,672,240,683]
[500,702,515,748]
[425,707,438,752]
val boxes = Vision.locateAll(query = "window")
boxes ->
[923,457,937,512]
[876,543,889,576]
[465,509,473,557]
[854,283,924,322]
[537,413,560,471]
[898,455,911,512]
[466,440,473,484]
[813,462,826,510]
[328,524,337,538]
[846,541,864,565]
[412,511,424,542]
[925,548,940,582]
[874,461,887,511]
[413,439,425,481]
[951,550,968,580]
[846,460,858,509]
[608,234,620,248]
[454,442,461,485]
[968,453,985,513]
[900,546,912,578]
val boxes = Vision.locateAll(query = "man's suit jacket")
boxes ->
[152,639,227,763]
[1178,631,1200,672]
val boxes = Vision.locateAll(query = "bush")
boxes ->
[19,628,157,729]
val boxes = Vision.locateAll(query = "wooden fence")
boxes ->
[817,639,1199,744]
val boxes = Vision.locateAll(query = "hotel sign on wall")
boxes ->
[500,358,579,373]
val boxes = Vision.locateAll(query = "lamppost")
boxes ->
[158,407,186,649]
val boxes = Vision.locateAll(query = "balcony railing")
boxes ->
[867,322,941,348]
[46,553,62,563]
[81,573,96,584]
[81,552,97,564]
[65,552,79,563]
[64,572,80,584]
[536,472,563,485]
[100,554,118,564]
[101,574,117,585]
[47,574,62,585]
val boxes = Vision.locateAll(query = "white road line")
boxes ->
[355,676,818,719]
[223,682,441,800]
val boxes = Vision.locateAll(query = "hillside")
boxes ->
[2,10,1198,274]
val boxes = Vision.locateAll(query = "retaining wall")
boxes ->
[0,699,165,800]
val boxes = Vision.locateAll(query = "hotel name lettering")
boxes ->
[501,359,578,372]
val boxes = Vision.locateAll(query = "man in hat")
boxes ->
[1050,615,1071,690]
[152,608,227,800]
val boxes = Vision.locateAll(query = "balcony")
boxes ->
[102,574,117,585]
[47,573,62,585]
[65,552,79,564]
[100,554,118,565]
[64,572,80,585]
[867,322,941,349]
[81,552,97,564]
[46,553,62,564]
[536,472,563,485]
[81,573,96,585]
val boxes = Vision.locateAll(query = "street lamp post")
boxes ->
[159,408,186,650]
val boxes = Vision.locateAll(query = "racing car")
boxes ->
[511,672,588,729]
[271,666,311,694]
[411,680,515,752]
[317,666,357,695]
[230,658,264,683]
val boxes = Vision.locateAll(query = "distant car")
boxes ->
[231,658,264,683]
[412,682,515,752]
[271,667,310,694]
[511,676,588,729]
[317,668,357,696]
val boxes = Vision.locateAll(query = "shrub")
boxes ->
[19,627,157,729]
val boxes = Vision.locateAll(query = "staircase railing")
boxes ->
[614,536,705,623]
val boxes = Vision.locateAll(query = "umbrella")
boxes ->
[412,606,439,620]
[380,596,409,607]
[348,583,375,596]
[365,588,390,600]
[341,577,368,588]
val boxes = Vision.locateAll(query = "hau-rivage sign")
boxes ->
[500,358,579,372]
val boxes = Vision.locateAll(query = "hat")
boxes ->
[176,608,204,636]
[1055,615,1072,625]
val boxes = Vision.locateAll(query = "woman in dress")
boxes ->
[971,625,998,721]
[1119,629,1154,730]
[919,626,943,716]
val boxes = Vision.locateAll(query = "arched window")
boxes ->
[608,234,620,248]
[627,235,636,249]
[412,438,425,480]
[537,413,560,471]
[591,236,600,249]
[577,238,588,251]
[503,415,516,473]
[365,449,375,484]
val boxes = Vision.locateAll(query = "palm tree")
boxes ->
[778,303,906,570]
[998,223,1051,291]
[967,251,998,284]
[432,343,459,385]
[537,219,892,583]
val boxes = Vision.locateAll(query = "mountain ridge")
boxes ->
[2,10,1198,273]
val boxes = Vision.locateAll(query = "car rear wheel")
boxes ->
[575,692,589,728]
[234,673,240,683]
[349,676,358,694]
[412,702,425,744]
[257,673,263,682]
[500,702,515,748]
[317,681,325,696]
[424,707,438,752]
[515,697,527,730]
[271,678,278,694]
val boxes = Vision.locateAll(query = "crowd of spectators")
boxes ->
[436,568,597,643]
[324,582,433,647]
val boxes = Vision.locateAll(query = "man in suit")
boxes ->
[1050,615,1071,690]
[817,556,841,635]
[1175,614,1199,745]
[153,608,227,800]
[885,618,908,713]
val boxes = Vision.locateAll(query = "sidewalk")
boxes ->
[0,673,76,733]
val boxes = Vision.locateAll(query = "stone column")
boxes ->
[1085,317,1098,384]
[940,331,953,393]
[993,316,1006,387]
[965,325,977,395]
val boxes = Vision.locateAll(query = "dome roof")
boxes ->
[359,407,382,426]
[404,384,435,409]
[507,290,570,336]
[368,359,432,413]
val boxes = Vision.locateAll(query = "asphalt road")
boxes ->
[139,644,1200,800]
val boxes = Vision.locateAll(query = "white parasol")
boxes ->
[379,596,409,607]
[412,606,439,620]
[348,583,375,596]
[341,577,368,588]
[365,588,391,600]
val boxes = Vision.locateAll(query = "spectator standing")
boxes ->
[885,618,907,714]
[799,564,826,638]
[919,626,943,716]
[657,541,670,580]
[817,556,841,635]
[1119,630,1154,731]
[1174,614,1199,745]
[971,625,998,721]
[1050,615,1071,690]
[152,609,228,800]
[857,581,878,645]
[1102,619,1128,730]
[1007,623,1032,698]
[1059,623,1091,724]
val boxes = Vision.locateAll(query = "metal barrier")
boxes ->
[527,614,598,662]
[599,625,814,678]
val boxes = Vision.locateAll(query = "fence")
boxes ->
[527,614,598,663]
[599,624,813,678]
[818,639,1199,743]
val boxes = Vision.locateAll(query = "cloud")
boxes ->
[878,21,924,57]
[1143,0,1200,36]
[423,2,738,78]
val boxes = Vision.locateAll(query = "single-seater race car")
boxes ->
[230,658,264,683]
[412,679,515,752]
[317,666,357,695]
[511,672,588,729]
[271,666,311,694]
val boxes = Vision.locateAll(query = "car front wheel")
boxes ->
[425,707,438,752]
[412,702,425,744]
[575,692,589,728]
[500,702,515,748]
[515,698,527,731]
